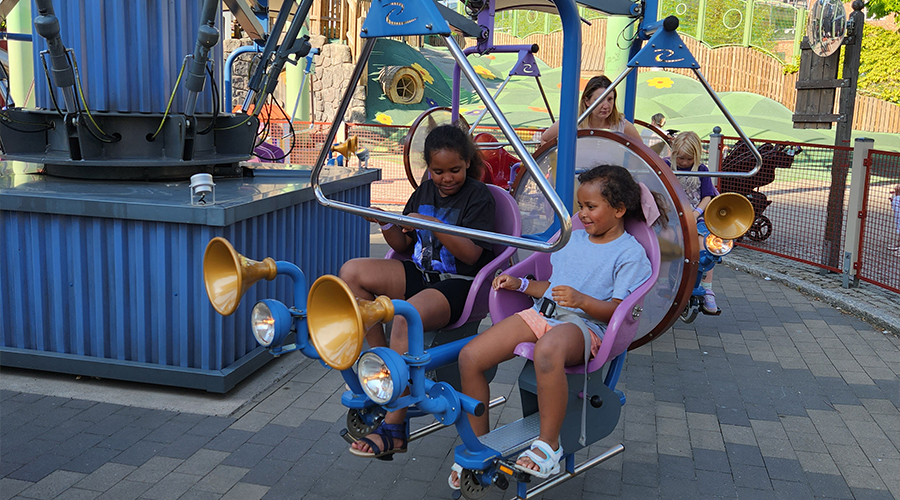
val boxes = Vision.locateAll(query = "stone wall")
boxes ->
[310,35,366,124]
[221,35,365,122]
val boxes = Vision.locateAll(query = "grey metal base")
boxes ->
[0,345,274,394]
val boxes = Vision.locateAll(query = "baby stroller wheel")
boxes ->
[747,215,772,241]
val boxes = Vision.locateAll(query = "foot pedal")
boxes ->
[702,308,722,316]
[339,428,356,445]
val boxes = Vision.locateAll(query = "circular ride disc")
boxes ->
[403,107,470,189]
[509,130,699,348]
[806,0,846,57]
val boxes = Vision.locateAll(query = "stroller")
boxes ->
[718,141,802,241]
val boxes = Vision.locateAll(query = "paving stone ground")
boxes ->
[2,241,898,500]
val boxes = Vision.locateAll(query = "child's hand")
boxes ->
[362,206,386,224]
[492,274,520,291]
[550,285,585,310]
[401,213,440,233]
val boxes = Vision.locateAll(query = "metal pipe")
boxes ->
[409,397,506,441]
[224,45,260,107]
[577,67,632,126]
[32,0,77,113]
[681,68,762,178]
[511,444,624,499]
[443,34,571,251]
[242,0,293,112]
[184,0,220,117]
[308,40,567,252]
[2,33,33,42]
[468,73,513,132]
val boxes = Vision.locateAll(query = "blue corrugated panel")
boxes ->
[0,187,371,371]
[32,0,222,114]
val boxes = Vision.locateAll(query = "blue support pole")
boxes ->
[553,0,581,211]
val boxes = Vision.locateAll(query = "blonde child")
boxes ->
[340,124,496,459]
[450,165,652,485]
[667,131,719,313]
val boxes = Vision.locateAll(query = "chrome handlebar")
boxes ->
[310,37,572,253]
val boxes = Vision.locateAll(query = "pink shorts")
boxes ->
[515,308,602,358]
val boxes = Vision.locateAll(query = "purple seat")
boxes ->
[385,184,522,329]
[488,216,661,373]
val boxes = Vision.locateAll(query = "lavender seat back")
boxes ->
[385,184,522,329]
[490,216,660,374]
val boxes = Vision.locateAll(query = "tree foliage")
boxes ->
[855,23,900,103]
[865,0,900,19]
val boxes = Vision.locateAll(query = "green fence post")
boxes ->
[743,0,755,47]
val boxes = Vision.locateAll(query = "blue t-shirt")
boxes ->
[538,229,651,338]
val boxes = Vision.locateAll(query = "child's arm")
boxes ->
[364,207,415,253]
[693,195,712,220]
[539,121,560,146]
[550,285,620,323]
[493,274,551,298]
[405,213,485,265]
[382,224,415,252]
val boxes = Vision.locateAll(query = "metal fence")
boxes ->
[858,149,900,293]
[715,137,851,273]
[714,136,899,293]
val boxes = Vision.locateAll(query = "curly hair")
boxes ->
[423,124,484,180]
[577,164,645,222]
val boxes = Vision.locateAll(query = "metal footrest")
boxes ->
[479,413,541,457]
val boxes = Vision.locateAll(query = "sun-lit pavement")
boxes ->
[1,237,898,500]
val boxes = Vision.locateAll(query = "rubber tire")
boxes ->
[747,215,772,242]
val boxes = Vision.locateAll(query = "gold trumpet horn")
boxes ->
[331,136,359,158]
[307,275,394,371]
[704,193,755,240]
[203,237,277,316]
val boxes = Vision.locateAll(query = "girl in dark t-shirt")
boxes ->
[339,125,495,460]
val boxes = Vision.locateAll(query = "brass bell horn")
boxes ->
[307,275,394,371]
[704,193,755,240]
[331,136,359,159]
[203,237,278,316]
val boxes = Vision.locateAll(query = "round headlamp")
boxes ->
[251,299,292,349]
[357,348,408,405]
[704,233,734,257]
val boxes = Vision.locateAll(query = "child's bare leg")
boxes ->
[452,314,537,486]
[339,258,407,348]
[458,314,538,436]
[349,288,451,455]
[517,323,586,473]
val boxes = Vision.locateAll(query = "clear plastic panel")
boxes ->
[513,134,690,342]
[404,108,469,189]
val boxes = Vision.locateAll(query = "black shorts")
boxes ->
[401,260,473,325]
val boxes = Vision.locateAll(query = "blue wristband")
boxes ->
[517,278,530,293]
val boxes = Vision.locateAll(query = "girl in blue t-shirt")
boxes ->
[340,124,495,460]
[666,131,719,313]
[451,165,652,485]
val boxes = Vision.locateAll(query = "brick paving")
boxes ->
[2,243,899,499]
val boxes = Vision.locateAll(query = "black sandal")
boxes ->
[348,422,408,461]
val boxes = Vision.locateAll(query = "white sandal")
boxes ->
[514,439,563,478]
[448,463,462,490]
